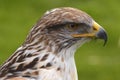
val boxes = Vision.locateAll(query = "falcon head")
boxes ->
[0,7,108,80]
[25,7,107,54]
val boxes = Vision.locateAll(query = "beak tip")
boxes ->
[96,28,108,46]
[103,39,107,46]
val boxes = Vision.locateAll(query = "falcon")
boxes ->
[0,7,107,80]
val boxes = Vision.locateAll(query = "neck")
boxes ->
[25,37,79,80]
[0,37,79,80]
[23,40,78,80]
[33,45,78,80]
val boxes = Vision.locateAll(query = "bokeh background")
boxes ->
[0,0,120,80]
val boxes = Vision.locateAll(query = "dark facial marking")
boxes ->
[41,54,49,61]
[46,63,52,67]
[24,57,39,69]
[40,65,45,68]
[57,67,61,71]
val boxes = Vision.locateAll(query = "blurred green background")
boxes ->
[0,0,120,80]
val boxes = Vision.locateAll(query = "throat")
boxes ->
[59,56,78,80]
[56,47,78,80]
[42,43,78,80]
[35,45,78,80]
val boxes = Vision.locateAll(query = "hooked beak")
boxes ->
[72,21,108,46]
[93,21,107,46]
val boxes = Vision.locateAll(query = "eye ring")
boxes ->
[66,24,78,31]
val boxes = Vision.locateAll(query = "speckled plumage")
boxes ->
[0,7,107,80]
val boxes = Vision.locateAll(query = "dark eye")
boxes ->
[66,24,79,31]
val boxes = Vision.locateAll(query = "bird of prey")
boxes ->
[0,7,107,80]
